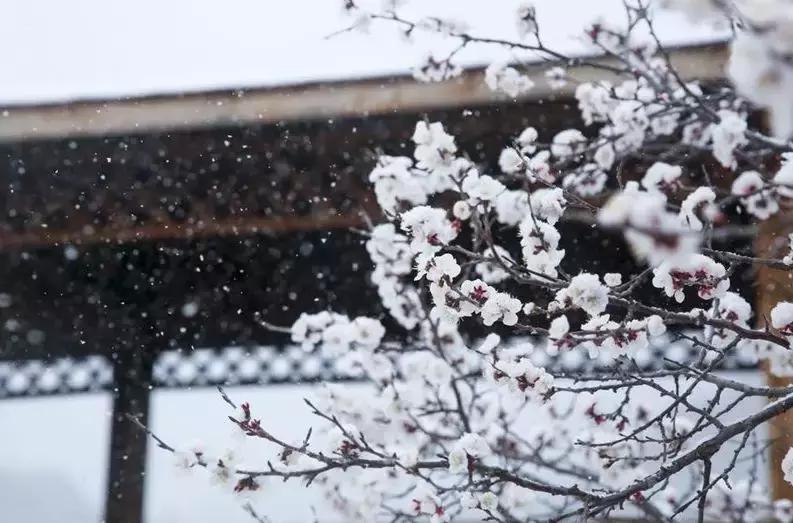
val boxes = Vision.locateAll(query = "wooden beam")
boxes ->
[105,345,154,523]
[0,212,365,250]
[0,44,728,143]
[755,211,793,500]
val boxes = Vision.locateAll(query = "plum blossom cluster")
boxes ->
[139,2,793,523]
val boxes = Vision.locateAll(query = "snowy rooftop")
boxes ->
[0,0,724,106]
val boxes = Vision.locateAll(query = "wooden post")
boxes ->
[755,212,793,500]
[104,346,154,523]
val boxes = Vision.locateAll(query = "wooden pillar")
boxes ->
[104,345,154,523]
[755,212,793,500]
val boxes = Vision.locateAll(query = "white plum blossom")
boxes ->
[498,147,524,174]
[774,153,793,198]
[784,448,793,486]
[711,110,748,168]
[545,66,567,89]
[452,200,471,220]
[400,206,459,254]
[485,62,534,98]
[679,186,717,231]
[548,315,570,339]
[563,163,607,196]
[641,162,682,193]
[490,356,554,399]
[516,2,538,37]
[599,182,699,266]
[519,218,565,277]
[706,291,752,348]
[771,302,793,339]
[550,129,587,158]
[475,245,514,283]
[651,255,729,303]
[593,142,615,170]
[479,491,499,512]
[556,273,609,317]
[576,82,613,125]
[517,127,538,153]
[604,273,622,287]
[529,188,566,225]
[351,317,386,350]
[480,291,522,326]
[416,253,461,283]
[462,173,506,204]
[731,170,778,219]
[369,155,427,213]
[494,190,530,225]
[412,121,457,173]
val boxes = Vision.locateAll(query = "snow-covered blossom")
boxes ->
[711,110,748,169]
[519,218,565,277]
[679,186,717,231]
[480,291,522,326]
[641,162,682,193]
[647,315,666,336]
[610,100,649,152]
[410,482,448,522]
[485,62,534,98]
[291,313,385,355]
[479,491,498,512]
[462,172,506,204]
[563,163,607,196]
[652,254,729,303]
[494,190,529,225]
[452,200,471,220]
[599,182,699,266]
[771,302,793,339]
[475,245,514,283]
[548,315,569,340]
[731,170,778,219]
[706,291,752,348]
[209,449,236,486]
[291,311,347,351]
[498,147,524,174]
[545,66,567,89]
[529,188,566,225]
[369,155,427,213]
[593,142,615,170]
[783,447,793,485]
[400,205,458,254]
[516,3,537,37]
[490,356,554,398]
[351,317,386,350]
[576,82,613,125]
[556,273,609,316]
[775,153,793,198]
[412,121,457,173]
[550,129,587,158]
[447,448,469,474]
[416,253,461,283]
[526,150,554,182]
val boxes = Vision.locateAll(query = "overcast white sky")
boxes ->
[0,0,721,105]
